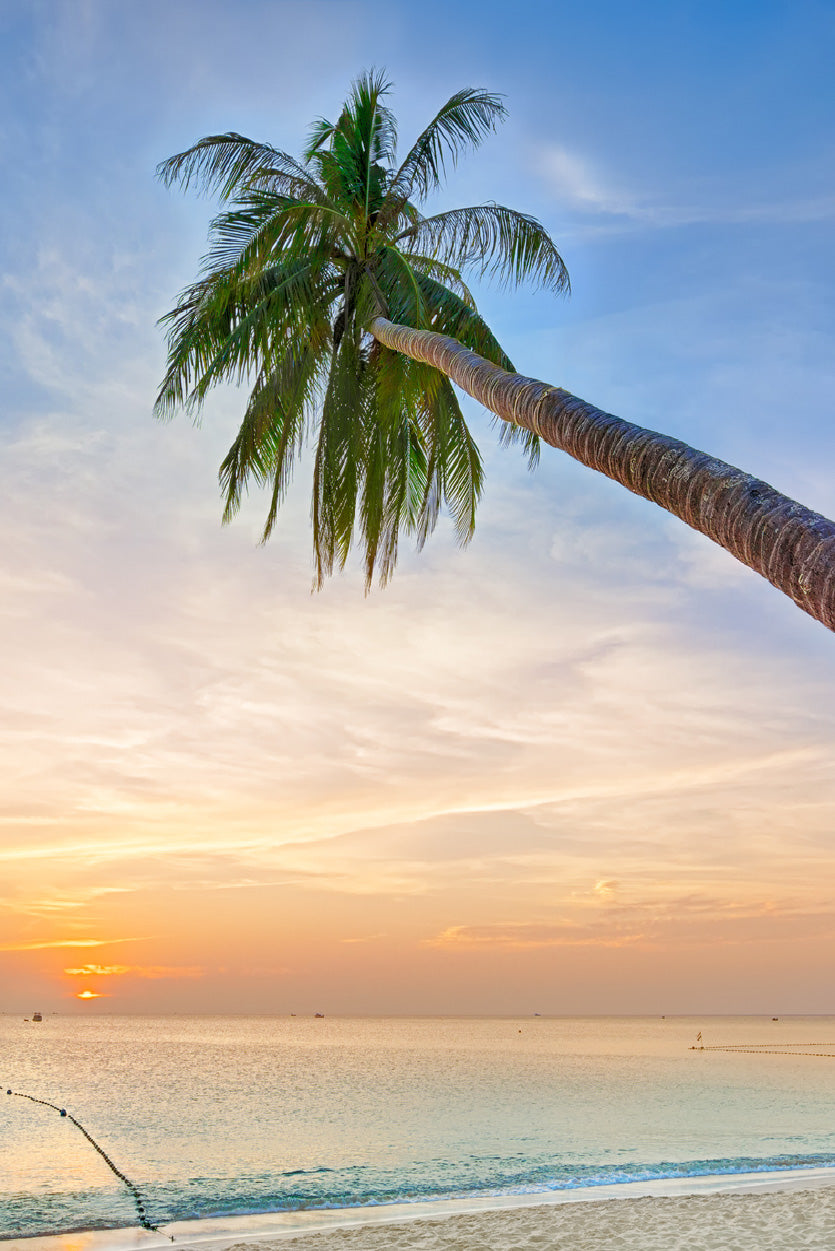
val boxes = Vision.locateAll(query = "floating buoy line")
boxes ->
[5,1088,173,1240]
[690,1042,835,1058]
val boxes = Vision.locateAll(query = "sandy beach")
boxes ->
[213,1186,835,1251]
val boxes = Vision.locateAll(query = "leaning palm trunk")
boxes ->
[370,316,835,633]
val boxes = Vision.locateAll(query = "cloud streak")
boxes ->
[0,937,148,952]
[428,923,644,950]
[536,143,835,231]
[64,964,205,978]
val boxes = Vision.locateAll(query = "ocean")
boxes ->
[2,1015,835,1242]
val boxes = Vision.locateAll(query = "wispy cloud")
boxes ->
[593,880,619,898]
[0,937,147,951]
[427,923,643,950]
[0,887,137,919]
[536,143,835,230]
[538,145,640,216]
[64,964,205,978]
[427,891,835,955]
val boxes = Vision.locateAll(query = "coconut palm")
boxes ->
[157,71,835,630]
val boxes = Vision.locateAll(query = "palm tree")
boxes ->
[157,71,835,631]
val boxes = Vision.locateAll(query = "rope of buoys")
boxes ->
[701,1042,835,1048]
[690,1046,835,1057]
[5,1089,174,1241]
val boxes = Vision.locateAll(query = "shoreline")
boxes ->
[5,1166,835,1251]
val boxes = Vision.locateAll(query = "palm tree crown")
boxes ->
[157,70,569,587]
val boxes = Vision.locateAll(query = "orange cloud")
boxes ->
[64,964,205,979]
[0,937,146,951]
[594,879,619,897]
[426,923,644,950]
[64,964,131,975]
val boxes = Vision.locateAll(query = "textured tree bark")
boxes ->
[369,316,835,633]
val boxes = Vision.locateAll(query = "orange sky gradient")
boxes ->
[3,632,834,1014]
[3,370,834,1014]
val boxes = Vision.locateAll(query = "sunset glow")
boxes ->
[2,2,834,1018]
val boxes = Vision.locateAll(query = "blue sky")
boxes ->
[2,0,835,1014]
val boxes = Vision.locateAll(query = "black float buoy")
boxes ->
[8,1088,166,1237]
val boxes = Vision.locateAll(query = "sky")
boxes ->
[2,0,835,1016]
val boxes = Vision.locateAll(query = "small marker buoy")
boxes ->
[6,1090,11,1095]
[59,1109,67,1117]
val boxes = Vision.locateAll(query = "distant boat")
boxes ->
[314,1012,325,1018]
[32,1012,42,1022]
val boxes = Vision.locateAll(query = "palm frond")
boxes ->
[219,327,328,535]
[408,273,541,467]
[155,273,240,417]
[156,261,339,416]
[412,274,513,366]
[494,406,541,468]
[399,204,570,294]
[244,149,329,202]
[305,70,396,216]
[304,116,335,160]
[400,253,476,307]
[416,373,483,548]
[157,133,302,201]
[205,194,353,274]
[374,246,431,327]
[359,345,430,587]
[312,333,369,586]
[345,68,398,171]
[381,89,506,217]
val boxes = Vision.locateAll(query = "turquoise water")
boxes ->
[2,1015,835,1240]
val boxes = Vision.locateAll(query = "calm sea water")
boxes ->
[2,1015,835,1240]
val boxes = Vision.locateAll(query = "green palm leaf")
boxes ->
[399,204,570,293]
[157,71,569,586]
[381,88,506,213]
[157,133,311,202]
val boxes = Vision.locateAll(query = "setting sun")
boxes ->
[74,990,106,1000]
